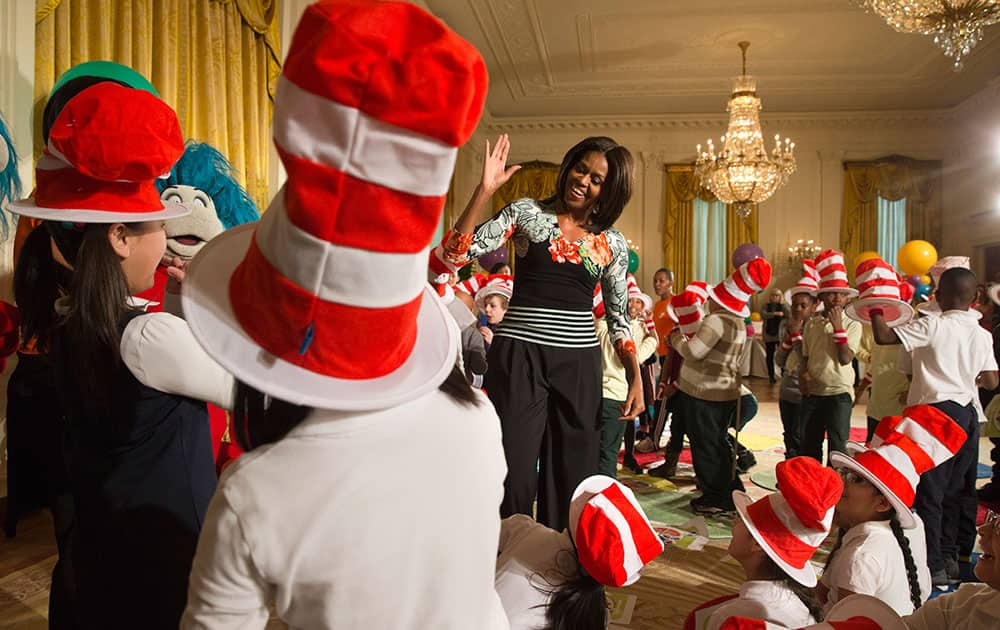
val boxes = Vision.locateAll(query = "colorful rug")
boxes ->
[616,471,734,539]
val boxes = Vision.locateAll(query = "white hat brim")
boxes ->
[474,285,513,312]
[9,198,191,223]
[845,298,914,327]
[706,286,749,318]
[829,450,916,529]
[822,594,907,630]
[733,491,819,587]
[182,223,459,411]
[817,287,859,297]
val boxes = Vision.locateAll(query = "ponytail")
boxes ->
[889,515,922,611]
[537,556,608,630]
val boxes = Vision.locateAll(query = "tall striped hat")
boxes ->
[716,594,906,630]
[667,281,710,337]
[627,273,654,312]
[592,282,606,318]
[845,257,914,327]
[784,259,819,303]
[815,249,858,296]
[182,0,487,410]
[830,405,966,529]
[569,475,663,588]
[732,457,842,587]
[707,258,772,317]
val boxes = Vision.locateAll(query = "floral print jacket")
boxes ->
[435,198,635,355]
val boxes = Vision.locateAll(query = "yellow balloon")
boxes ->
[852,251,881,277]
[920,274,932,286]
[897,240,938,277]
[750,312,762,322]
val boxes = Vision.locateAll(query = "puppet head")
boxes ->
[0,113,21,236]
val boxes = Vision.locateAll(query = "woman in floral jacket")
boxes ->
[434,134,641,530]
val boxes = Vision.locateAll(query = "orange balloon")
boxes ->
[897,240,938,277]
[920,274,932,286]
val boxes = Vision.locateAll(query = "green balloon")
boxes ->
[51,61,159,98]
[627,249,640,274]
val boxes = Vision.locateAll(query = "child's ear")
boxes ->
[107,223,131,259]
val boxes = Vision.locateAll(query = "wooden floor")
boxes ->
[0,378,993,629]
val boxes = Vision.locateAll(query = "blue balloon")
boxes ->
[914,283,932,299]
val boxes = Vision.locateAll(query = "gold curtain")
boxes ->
[664,164,758,289]
[35,0,281,210]
[489,161,560,273]
[840,156,942,267]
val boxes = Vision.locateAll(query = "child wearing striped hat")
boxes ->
[870,266,999,587]
[496,475,663,630]
[713,593,906,630]
[669,258,771,514]
[474,274,513,348]
[800,249,863,463]
[819,406,966,615]
[775,260,819,459]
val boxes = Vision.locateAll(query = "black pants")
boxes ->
[765,341,778,381]
[912,400,979,573]
[486,336,602,531]
[674,390,743,506]
[866,415,879,445]
[779,399,803,459]
[663,396,684,457]
[598,398,627,478]
[800,393,853,463]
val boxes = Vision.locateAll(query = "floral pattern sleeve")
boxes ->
[600,229,635,357]
[433,200,537,272]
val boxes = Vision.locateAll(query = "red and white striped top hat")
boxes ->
[474,274,514,312]
[10,82,189,223]
[717,594,905,630]
[455,272,489,296]
[592,282,606,319]
[731,457,842,587]
[627,273,654,312]
[182,0,488,410]
[830,405,966,529]
[707,258,772,317]
[784,259,819,304]
[569,475,664,587]
[845,258,914,327]
[667,281,710,337]
[432,273,455,305]
[815,249,858,297]
[918,256,971,315]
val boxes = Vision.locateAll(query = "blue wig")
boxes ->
[156,141,259,228]
[0,113,22,237]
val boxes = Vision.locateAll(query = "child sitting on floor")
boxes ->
[698,457,840,630]
[819,406,967,615]
[495,475,663,630]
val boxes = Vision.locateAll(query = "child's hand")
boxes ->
[163,255,189,294]
[827,304,844,329]
[478,326,494,346]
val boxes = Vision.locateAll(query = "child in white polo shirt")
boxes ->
[870,267,999,588]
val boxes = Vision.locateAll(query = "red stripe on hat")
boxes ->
[902,404,968,455]
[35,167,165,213]
[880,432,935,474]
[576,503,625,587]
[601,483,662,566]
[853,450,916,507]
[280,147,443,253]
[745,497,821,569]
[283,1,487,147]
[230,239,420,379]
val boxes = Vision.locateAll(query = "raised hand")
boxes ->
[480,134,522,195]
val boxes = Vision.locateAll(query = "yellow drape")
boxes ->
[488,161,560,273]
[34,0,280,210]
[664,164,758,290]
[840,156,942,267]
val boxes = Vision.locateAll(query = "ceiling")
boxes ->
[424,0,1000,119]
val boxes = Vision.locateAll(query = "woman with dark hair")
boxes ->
[436,134,641,530]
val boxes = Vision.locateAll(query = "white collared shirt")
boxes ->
[705,580,816,630]
[893,309,997,406]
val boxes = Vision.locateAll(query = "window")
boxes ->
[693,198,728,285]
[876,195,906,269]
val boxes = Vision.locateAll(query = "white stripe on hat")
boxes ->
[894,416,958,465]
[273,76,458,197]
[255,191,427,308]
[873,443,921,489]
[723,276,752,302]
[588,492,644,581]
[768,494,833,548]
[821,269,849,283]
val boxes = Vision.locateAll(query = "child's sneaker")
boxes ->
[690,495,735,517]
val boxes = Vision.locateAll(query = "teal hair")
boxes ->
[0,113,21,236]
[156,141,259,228]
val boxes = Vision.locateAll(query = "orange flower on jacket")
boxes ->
[548,235,582,264]
[582,233,613,267]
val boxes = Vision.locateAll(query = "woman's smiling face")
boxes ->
[562,151,608,215]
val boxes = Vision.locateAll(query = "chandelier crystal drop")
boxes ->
[694,42,796,219]
[856,1,1000,70]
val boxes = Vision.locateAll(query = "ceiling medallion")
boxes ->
[856,1,1000,70]
[694,42,796,219]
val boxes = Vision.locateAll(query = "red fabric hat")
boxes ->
[11,83,188,223]
[708,258,772,317]
[815,249,858,297]
[846,258,914,327]
[784,259,819,303]
[474,274,514,312]
[897,273,914,303]
[830,405,966,529]
[569,476,663,587]
[182,0,488,410]
[0,302,21,373]
[626,273,653,312]
[733,456,842,587]
[668,281,710,337]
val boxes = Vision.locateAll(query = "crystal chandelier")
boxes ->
[787,239,822,264]
[856,1,1000,70]
[694,42,796,220]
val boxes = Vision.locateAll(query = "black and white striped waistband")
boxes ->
[495,306,598,348]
